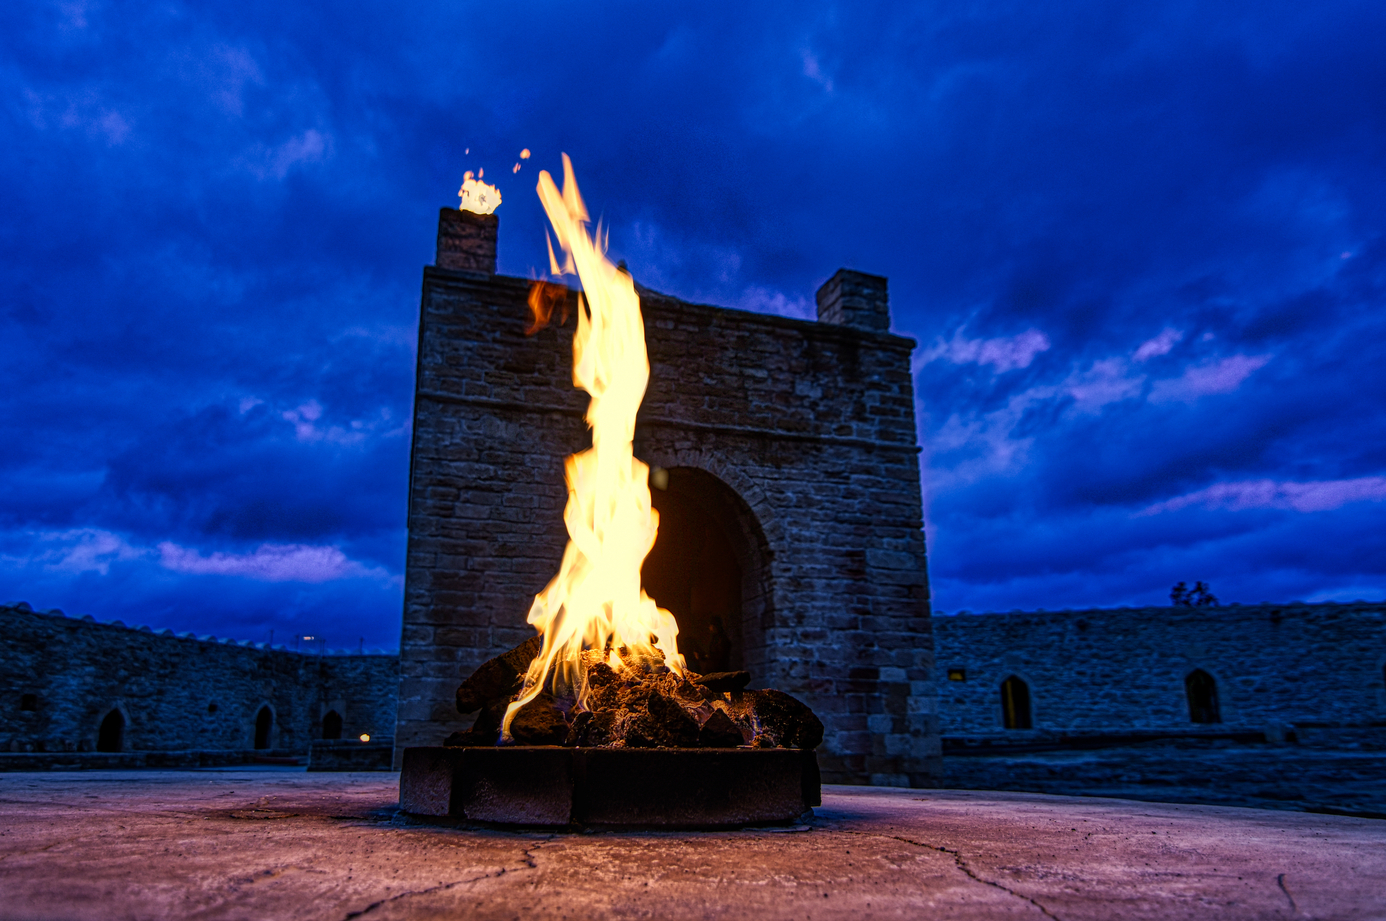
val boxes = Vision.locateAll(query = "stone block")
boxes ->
[458,747,574,825]
[399,747,466,816]
[576,748,810,827]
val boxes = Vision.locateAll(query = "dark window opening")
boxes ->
[1001,676,1032,729]
[20,693,38,711]
[207,702,219,714]
[254,706,273,749]
[642,470,745,674]
[322,710,343,740]
[97,709,124,752]
[947,668,966,682]
[1186,669,1220,724]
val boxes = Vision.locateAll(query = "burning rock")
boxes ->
[507,692,569,746]
[446,638,823,752]
[695,671,752,694]
[455,634,541,714]
[697,709,745,748]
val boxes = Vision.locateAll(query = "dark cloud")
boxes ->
[2,0,1383,646]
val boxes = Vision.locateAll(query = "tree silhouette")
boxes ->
[1171,581,1219,607]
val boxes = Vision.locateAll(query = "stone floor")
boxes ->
[1,770,1383,920]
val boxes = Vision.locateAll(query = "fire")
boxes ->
[502,154,685,740]
[457,169,501,214]
[525,280,569,335]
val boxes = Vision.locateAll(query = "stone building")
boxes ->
[2,603,397,765]
[933,602,1386,746]
[397,208,939,785]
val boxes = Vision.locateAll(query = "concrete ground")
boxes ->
[1,771,1383,921]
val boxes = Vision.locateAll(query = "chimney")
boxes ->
[816,269,890,332]
[436,208,498,273]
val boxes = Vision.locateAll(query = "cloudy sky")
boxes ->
[3,1,1383,648]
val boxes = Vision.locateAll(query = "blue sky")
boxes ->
[3,1,1383,648]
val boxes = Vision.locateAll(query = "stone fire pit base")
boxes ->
[400,746,820,828]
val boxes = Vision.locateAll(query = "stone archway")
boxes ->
[641,466,771,678]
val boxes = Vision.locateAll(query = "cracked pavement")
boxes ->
[0,771,1382,920]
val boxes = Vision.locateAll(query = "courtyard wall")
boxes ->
[1,604,397,757]
[933,602,1386,745]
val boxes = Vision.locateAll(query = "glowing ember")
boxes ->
[457,169,501,214]
[502,155,685,741]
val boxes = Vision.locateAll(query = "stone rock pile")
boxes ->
[446,636,823,751]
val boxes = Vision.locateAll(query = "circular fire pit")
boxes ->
[400,745,820,829]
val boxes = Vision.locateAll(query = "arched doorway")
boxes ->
[1186,669,1220,724]
[1000,676,1032,729]
[96,709,124,752]
[641,467,769,676]
[322,710,343,740]
[254,706,274,749]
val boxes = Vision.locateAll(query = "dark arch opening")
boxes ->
[1001,676,1032,730]
[97,709,124,752]
[1186,669,1220,724]
[641,466,770,677]
[322,710,343,740]
[254,706,274,749]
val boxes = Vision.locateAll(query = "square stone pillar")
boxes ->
[436,208,497,274]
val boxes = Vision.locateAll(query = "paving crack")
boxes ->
[1276,873,1297,915]
[842,830,1063,921]
[341,837,552,920]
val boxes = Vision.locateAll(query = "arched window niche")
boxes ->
[322,710,343,740]
[96,708,125,752]
[1185,669,1221,724]
[1000,675,1032,730]
[254,706,274,749]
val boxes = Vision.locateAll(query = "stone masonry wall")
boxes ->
[1,604,398,755]
[398,211,939,785]
[933,603,1386,741]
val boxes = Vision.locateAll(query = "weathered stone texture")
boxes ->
[933,603,1386,740]
[435,208,497,273]
[399,227,938,785]
[815,268,891,332]
[1,604,397,757]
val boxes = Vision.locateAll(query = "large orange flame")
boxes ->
[502,155,684,740]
